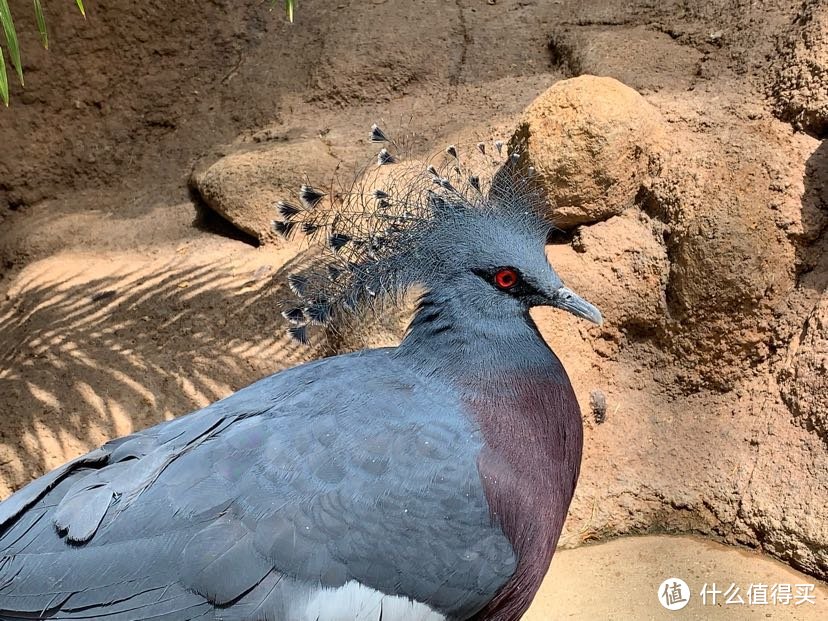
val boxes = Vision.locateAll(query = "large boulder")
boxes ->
[190,139,339,244]
[511,76,668,228]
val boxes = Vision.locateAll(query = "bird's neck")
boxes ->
[394,291,559,382]
[396,290,583,619]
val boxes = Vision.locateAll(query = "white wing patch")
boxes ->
[299,581,446,621]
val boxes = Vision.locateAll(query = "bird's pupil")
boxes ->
[495,269,517,289]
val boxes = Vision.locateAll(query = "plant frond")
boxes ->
[0,46,8,106]
[34,0,48,49]
[0,0,23,85]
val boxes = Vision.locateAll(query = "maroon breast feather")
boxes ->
[466,370,584,621]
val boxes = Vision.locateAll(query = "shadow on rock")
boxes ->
[0,251,321,495]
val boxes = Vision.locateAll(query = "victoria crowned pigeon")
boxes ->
[0,128,602,621]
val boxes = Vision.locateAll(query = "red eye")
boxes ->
[494,268,519,290]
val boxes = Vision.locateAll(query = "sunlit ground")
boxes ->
[529,536,827,620]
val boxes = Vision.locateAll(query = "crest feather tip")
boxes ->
[299,185,325,209]
[377,148,397,166]
[370,124,388,143]
[287,324,310,345]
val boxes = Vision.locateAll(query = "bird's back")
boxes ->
[0,348,518,620]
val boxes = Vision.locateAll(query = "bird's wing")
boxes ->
[0,350,516,621]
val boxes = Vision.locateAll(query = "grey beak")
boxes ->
[552,287,603,325]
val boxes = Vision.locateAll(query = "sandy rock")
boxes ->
[631,113,807,390]
[779,294,828,440]
[770,0,828,137]
[735,395,828,578]
[190,140,339,244]
[511,76,668,228]
[568,208,669,335]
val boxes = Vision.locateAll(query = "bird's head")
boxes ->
[274,126,602,343]
[415,206,602,326]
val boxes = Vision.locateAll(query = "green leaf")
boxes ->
[0,46,8,106]
[75,0,85,18]
[269,0,296,22]
[0,0,23,86]
[34,0,48,49]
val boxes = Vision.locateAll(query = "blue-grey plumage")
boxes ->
[0,133,602,620]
